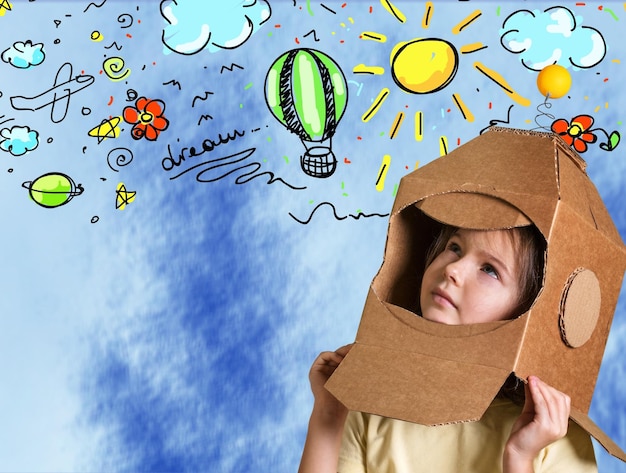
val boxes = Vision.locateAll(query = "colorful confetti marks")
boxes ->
[116,182,136,210]
[22,172,84,208]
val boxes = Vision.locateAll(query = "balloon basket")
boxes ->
[301,146,337,178]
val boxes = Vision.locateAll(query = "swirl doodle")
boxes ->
[107,147,134,172]
[117,13,133,28]
[126,88,138,102]
[103,56,131,82]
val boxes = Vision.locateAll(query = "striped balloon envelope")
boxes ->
[265,48,348,178]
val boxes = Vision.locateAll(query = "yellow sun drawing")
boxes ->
[356,1,529,142]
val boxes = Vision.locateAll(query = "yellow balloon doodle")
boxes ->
[537,64,572,99]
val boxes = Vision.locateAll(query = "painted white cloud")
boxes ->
[500,6,606,70]
[160,0,271,55]
[1,40,45,68]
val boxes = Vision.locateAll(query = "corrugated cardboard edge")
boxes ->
[570,407,626,461]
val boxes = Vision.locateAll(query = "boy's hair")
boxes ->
[424,223,545,318]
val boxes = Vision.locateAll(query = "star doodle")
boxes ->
[115,182,136,210]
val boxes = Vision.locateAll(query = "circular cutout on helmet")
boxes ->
[559,268,601,348]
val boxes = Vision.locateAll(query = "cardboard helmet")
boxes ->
[325,127,626,459]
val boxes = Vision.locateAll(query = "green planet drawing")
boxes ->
[22,172,84,208]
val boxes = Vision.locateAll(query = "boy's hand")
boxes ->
[298,344,353,473]
[309,344,353,418]
[504,376,571,472]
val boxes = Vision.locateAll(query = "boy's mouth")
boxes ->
[432,288,456,308]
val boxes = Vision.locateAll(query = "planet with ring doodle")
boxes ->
[22,172,84,208]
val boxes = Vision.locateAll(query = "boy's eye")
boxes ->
[446,242,462,255]
[482,264,499,279]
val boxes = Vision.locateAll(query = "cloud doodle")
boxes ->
[500,6,606,70]
[1,40,45,68]
[0,124,39,155]
[160,0,271,55]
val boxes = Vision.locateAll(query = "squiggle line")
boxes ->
[169,147,306,191]
[289,202,389,224]
[107,147,134,172]
[84,0,107,12]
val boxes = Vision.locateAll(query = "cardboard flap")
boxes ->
[570,407,626,461]
[325,342,510,426]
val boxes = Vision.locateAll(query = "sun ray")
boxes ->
[389,111,405,139]
[460,42,487,54]
[452,10,482,34]
[380,0,406,23]
[452,93,475,122]
[415,111,424,141]
[439,136,449,156]
[422,2,434,29]
[362,87,390,122]
[376,154,392,191]
[360,31,387,42]
[353,64,385,75]
[473,61,531,106]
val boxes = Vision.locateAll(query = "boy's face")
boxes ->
[420,229,521,325]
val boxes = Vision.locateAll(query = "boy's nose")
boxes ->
[444,259,464,284]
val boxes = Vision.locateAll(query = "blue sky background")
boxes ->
[1,1,626,471]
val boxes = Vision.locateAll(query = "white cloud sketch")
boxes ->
[1,40,45,69]
[0,125,39,156]
[500,6,606,71]
[160,0,271,55]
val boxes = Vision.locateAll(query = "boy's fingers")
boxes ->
[335,344,353,357]
[527,376,547,415]
[528,376,570,436]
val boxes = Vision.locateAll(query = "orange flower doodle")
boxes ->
[551,115,597,153]
[123,97,169,141]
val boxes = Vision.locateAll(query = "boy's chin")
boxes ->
[420,310,457,325]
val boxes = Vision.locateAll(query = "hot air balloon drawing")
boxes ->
[265,48,348,178]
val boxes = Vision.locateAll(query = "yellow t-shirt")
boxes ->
[338,398,597,473]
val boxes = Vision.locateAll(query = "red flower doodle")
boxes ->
[551,115,597,153]
[123,97,169,141]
